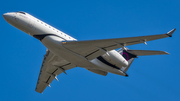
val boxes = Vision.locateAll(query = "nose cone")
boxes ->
[3,13,13,22]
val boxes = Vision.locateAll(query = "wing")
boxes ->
[35,50,76,93]
[62,29,176,60]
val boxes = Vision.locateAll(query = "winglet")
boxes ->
[166,28,176,37]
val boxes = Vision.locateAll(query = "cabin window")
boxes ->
[18,11,26,15]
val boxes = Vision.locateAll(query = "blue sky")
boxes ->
[0,0,180,101]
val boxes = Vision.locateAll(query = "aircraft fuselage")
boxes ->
[3,12,128,76]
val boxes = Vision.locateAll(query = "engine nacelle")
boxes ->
[101,50,128,67]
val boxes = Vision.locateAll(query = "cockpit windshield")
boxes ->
[17,11,26,15]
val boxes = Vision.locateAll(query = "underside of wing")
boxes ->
[62,29,175,60]
[35,50,76,93]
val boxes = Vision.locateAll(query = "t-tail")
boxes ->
[118,48,136,72]
[118,48,169,73]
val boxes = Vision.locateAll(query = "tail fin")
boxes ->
[120,49,137,61]
[118,48,136,72]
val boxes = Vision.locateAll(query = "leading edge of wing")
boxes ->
[63,28,176,46]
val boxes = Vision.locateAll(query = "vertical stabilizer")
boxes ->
[118,48,137,72]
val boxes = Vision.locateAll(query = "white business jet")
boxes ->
[3,11,176,93]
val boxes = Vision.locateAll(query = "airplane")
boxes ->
[3,11,176,93]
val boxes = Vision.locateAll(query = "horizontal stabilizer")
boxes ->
[127,50,169,56]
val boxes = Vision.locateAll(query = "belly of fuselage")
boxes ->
[41,36,95,68]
